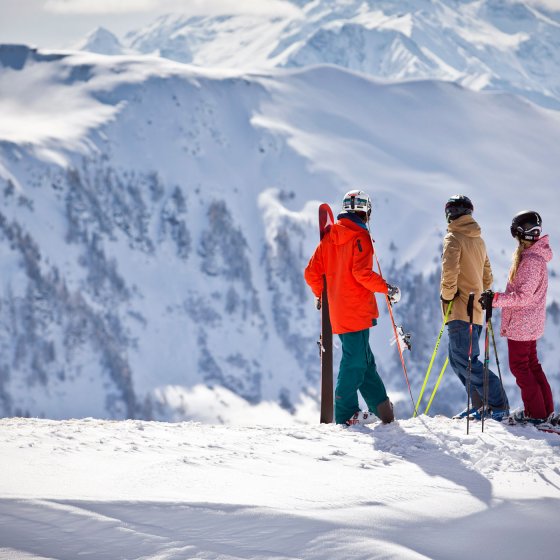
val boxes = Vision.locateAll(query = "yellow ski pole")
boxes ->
[413,300,453,417]
[424,357,449,415]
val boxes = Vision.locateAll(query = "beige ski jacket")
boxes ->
[440,214,493,326]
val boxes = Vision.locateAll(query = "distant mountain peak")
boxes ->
[75,26,124,56]
[115,0,560,108]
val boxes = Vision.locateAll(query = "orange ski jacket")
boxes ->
[304,216,388,334]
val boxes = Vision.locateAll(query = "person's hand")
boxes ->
[315,296,321,310]
[387,284,401,304]
[440,290,459,304]
[479,290,495,310]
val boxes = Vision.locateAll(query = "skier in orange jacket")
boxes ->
[304,190,399,426]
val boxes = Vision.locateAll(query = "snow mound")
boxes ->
[0,416,559,558]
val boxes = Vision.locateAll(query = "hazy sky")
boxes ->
[0,0,302,48]
[1,0,560,49]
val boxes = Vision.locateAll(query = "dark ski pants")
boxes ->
[447,320,508,410]
[335,328,388,424]
[507,339,553,420]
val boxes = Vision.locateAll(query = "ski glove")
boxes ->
[479,289,495,311]
[440,290,459,304]
[315,296,321,310]
[387,284,401,304]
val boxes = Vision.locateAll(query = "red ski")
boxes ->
[318,203,335,424]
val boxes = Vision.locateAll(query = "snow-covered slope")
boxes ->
[1,44,559,422]
[1,416,559,559]
[120,0,560,108]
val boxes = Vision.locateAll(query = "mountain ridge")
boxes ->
[0,44,559,421]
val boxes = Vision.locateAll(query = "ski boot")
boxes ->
[345,410,377,427]
[452,406,480,420]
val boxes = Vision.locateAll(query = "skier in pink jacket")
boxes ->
[481,211,555,425]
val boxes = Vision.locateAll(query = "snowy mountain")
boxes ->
[74,27,126,56]
[1,416,559,558]
[1,43,559,422]
[118,0,560,109]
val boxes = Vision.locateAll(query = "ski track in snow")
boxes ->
[0,417,559,559]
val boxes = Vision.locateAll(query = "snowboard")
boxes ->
[318,203,335,424]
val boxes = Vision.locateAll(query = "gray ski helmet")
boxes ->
[445,194,473,223]
[342,189,372,215]
[510,210,542,241]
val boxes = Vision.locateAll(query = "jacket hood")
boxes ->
[525,234,553,263]
[447,214,481,238]
[329,216,368,246]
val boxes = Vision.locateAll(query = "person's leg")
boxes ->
[479,326,509,411]
[335,331,367,424]
[527,340,554,417]
[447,321,507,410]
[447,320,482,409]
[358,329,392,422]
[508,339,548,419]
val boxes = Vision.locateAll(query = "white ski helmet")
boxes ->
[342,189,372,214]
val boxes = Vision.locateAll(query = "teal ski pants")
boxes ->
[335,328,388,424]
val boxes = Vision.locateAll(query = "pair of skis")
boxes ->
[316,203,414,423]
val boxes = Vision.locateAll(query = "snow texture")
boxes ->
[0,416,559,559]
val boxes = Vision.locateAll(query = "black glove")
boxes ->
[479,290,495,311]
[440,290,459,305]
[315,296,321,310]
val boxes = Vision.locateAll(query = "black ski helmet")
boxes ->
[510,210,542,241]
[445,195,473,223]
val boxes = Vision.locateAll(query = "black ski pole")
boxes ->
[466,292,475,435]
[481,295,492,433]
[488,319,507,409]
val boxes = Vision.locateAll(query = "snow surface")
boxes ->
[0,416,559,559]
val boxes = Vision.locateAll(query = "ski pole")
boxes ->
[424,357,449,415]
[481,322,490,432]
[488,318,508,408]
[372,251,417,414]
[481,292,493,432]
[466,292,475,435]
[414,300,454,417]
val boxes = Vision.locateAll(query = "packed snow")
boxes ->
[0,416,559,559]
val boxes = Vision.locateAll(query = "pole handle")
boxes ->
[467,292,475,324]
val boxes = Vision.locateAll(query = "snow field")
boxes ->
[0,416,559,559]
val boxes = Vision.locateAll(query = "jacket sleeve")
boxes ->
[493,256,543,308]
[440,233,461,301]
[483,254,493,291]
[304,242,325,298]
[351,237,388,294]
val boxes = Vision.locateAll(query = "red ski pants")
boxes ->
[507,339,554,419]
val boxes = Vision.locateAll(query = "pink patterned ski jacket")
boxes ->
[493,235,553,341]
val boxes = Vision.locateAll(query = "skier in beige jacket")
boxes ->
[440,195,509,420]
